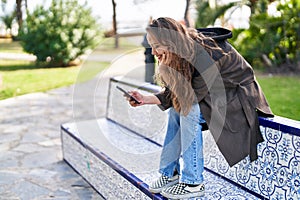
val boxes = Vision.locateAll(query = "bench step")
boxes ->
[61,118,260,199]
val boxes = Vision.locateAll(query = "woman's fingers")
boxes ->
[128,91,143,106]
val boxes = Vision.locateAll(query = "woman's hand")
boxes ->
[126,91,161,107]
[127,91,145,107]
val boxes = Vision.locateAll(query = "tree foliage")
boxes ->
[19,0,102,67]
[0,12,15,32]
[1,0,26,31]
[231,0,300,70]
[195,0,235,28]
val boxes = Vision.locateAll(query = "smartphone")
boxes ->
[116,86,141,104]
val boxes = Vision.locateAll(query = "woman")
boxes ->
[126,17,273,199]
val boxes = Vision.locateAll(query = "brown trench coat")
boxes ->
[155,28,274,167]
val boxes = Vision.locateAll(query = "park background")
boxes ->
[0,0,299,120]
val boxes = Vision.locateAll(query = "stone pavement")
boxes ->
[0,45,148,199]
[0,87,101,200]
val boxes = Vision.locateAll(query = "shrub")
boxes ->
[230,0,300,71]
[19,0,102,67]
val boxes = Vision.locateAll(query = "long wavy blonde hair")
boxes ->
[147,17,224,115]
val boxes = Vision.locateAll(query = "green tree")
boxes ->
[195,0,235,28]
[1,0,27,38]
[231,0,300,70]
[0,12,15,36]
[19,0,102,67]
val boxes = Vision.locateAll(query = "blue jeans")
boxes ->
[159,104,205,185]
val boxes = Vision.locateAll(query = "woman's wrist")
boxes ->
[144,95,161,105]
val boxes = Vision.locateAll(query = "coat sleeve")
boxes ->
[154,87,172,111]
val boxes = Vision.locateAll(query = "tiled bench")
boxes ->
[61,76,300,199]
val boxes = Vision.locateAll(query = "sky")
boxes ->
[1,0,254,31]
[1,0,188,29]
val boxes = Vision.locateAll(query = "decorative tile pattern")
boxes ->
[203,126,300,199]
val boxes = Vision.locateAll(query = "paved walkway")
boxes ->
[0,46,147,199]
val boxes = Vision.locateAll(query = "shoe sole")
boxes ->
[161,190,205,199]
[149,179,179,193]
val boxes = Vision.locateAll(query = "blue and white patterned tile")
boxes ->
[203,125,300,199]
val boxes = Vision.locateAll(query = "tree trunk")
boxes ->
[112,0,118,48]
[184,0,194,28]
[16,0,22,30]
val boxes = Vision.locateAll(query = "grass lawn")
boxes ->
[0,59,109,100]
[257,75,300,120]
[0,37,139,101]
[0,61,79,99]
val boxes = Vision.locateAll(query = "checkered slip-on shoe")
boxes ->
[149,174,179,193]
[161,182,205,199]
